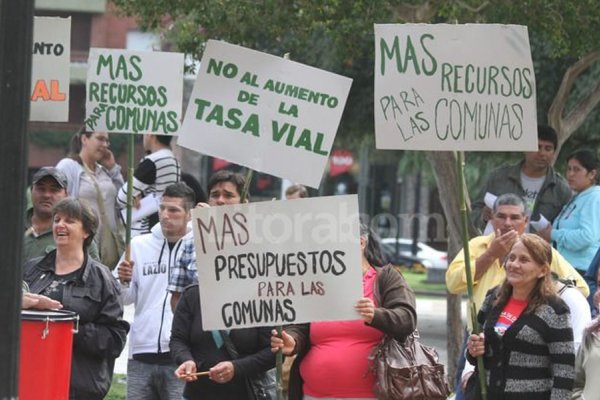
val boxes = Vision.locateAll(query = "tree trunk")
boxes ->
[425,151,478,383]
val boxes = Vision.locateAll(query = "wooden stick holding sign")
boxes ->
[238,168,284,400]
[273,53,292,400]
[457,152,487,400]
[124,133,134,262]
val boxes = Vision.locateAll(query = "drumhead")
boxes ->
[21,309,78,321]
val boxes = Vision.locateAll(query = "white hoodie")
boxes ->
[116,222,193,356]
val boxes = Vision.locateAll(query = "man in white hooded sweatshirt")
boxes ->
[116,182,195,399]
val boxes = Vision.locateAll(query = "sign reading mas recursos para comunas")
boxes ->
[85,48,184,134]
[374,24,537,151]
[177,40,353,189]
[193,195,362,331]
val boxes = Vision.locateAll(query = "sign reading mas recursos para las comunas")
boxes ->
[374,24,537,152]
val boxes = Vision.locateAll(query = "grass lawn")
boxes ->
[398,267,447,294]
[106,374,126,400]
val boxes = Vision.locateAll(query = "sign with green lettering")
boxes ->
[178,40,353,188]
[193,195,362,330]
[374,24,537,151]
[85,48,184,134]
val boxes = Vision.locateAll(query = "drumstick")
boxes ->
[178,370,210,379]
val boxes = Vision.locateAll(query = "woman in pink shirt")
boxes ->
[271,224,417,400]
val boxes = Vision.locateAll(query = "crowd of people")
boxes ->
[450,125,600,400]
[19,124,600,400]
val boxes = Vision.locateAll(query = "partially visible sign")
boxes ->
[30,17,71,122]
[178,40,353,188]
[85,48,184,134]
[374,24,537,151]
[193,195,362,330]
[329,149,354,177]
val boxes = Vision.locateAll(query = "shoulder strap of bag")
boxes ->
[373,265,418,341]
[83,164,111,227]
[219,330,240,359]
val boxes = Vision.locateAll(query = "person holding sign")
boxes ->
[56,127,125,268]
[270,224,417,400]
[470,126,571,234]
[22,198,129,400]
[466,234,575,399]
[170,283,274,399]
[116,133,180,237]
[168,170,248,310]
[115,183,194,400]
[447,193,587,400]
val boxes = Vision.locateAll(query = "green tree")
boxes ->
[113,0,600,382]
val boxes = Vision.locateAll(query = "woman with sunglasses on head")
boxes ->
[57,126,124,267]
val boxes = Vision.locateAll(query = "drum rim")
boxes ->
[21,309,78,321]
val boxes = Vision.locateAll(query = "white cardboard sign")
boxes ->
[30,17,71,122]
[374,24,537,151]
[85,48,184,134]
[193,195,362,330]
[178,40,353,188]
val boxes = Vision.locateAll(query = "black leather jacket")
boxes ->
[23,251,129,400]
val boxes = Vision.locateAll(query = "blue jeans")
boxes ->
[453,329,469,400]
[126,358,185,400]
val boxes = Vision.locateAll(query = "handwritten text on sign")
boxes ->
[193,195,362,330]
[178,40,353,188]
[30,17,71,122]
[374,24,537,151]
[85,49,184,134]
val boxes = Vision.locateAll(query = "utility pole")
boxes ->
[0,0,34,398]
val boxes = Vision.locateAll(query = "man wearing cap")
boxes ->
[23,167,99,261]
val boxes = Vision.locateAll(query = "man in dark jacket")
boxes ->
[471,125,571,234]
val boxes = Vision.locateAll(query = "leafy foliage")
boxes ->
[111,0,600,185]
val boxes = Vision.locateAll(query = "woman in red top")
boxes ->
[271,224,417,400]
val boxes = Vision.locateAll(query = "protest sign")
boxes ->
[374,24,537,151]
[178,40,353,188]
[30,17,71,122]
[192,195,362,330]
[85,48,184,134]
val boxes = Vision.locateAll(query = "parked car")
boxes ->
[381,238,448,270]
[381,245,432,271]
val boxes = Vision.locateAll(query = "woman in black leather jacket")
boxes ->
[23,198,129,400]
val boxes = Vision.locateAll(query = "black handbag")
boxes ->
[370,266,450,399]
[370,331,451,400]
[219,330,277,400]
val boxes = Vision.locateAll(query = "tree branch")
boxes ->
[547,51,600,149]
[391,1,437,23]
[455,0,490,14]
[563,80,600,137]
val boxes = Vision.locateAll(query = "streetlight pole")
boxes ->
[0,0,34,397]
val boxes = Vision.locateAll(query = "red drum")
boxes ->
[19,310,79,400]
